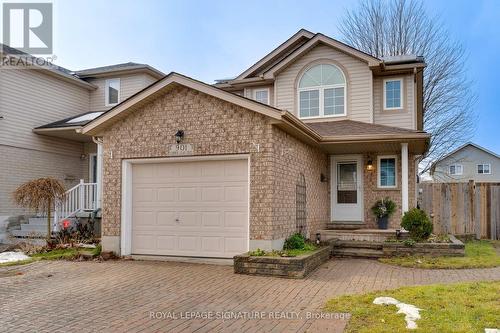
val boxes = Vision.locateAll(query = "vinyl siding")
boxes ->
[433,145,500,182]
[0,145,85,215]
[373,75,415,130]
[0,68,89,156]
[274,44,373,123]
[87,73,159,111]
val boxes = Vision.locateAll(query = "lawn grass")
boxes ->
[379,240,500,269]
[324,281,500,333]
[0,244,102,267]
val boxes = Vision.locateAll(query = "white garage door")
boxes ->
[131,158,249,258]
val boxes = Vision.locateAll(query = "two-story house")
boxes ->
[430,143,500,183]
[0,43,164,238]
[75,29,429,257]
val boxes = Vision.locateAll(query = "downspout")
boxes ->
[92,136,103,210]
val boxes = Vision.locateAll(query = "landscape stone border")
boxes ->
[234,246,331,279]
[382,235,465,257]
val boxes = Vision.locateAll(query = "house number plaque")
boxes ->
[168,143,194,156]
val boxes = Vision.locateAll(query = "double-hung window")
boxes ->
[477,164,491,174]
[254,89,269,105]
[383,78,403,110]
[105,78,120,106]
[449,164,463,176]
[298,64,346,118]
[378,156,397,188]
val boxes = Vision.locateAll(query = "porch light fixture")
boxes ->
[316,232,321,245]
[320,173,328,182]
[175,130,184,143]
[396,229,401,239]
[366,159,374,171]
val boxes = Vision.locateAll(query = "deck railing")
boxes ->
[53,179,98,231]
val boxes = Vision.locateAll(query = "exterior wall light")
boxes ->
[175,130,184,143]
[316,232,321,245]
[366,159,374,171]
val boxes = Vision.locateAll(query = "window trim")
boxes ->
[477,163,491,175]
[297,64,347,119]
[105,78,121,107]
[377,155,398,189]
[253,88,270,105]
[383,78,404,111]
[449,164,463,176]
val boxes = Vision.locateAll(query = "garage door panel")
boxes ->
[201,212,222,227]
[157,187,176,202]
[131,159,248,258]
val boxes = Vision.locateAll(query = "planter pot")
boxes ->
[377,216,389,229]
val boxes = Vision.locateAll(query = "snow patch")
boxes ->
[485,329,500,333]
[0,251,31,263]
[373,297,422,330]
[66,112,104,123]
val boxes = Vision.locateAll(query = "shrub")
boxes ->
[284,233,306,250]
[371,197,397,218]
[401,208,433,241]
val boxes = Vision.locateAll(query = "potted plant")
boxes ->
[371,197,396,229]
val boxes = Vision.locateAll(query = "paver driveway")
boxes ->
[1,258,499,333]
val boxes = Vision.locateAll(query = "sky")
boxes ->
[23,0,500,153]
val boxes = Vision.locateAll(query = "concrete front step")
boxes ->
[10,229,47,238]
[27,217,50,225]
[333,248,385,259]
[334,240,384,250]
[21,224,49,232]
[326,222,366,230]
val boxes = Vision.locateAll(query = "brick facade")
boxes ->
[100,86,329,243]
[363,153,417,229]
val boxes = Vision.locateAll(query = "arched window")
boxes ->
[298,64,346,118]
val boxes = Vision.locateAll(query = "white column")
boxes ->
[401,142,409,214]
[96,140,103,209]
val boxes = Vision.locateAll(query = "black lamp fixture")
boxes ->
[316,232,321,245]
[175,130,184,143]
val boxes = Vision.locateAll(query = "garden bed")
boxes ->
[234,245,331,279]
[382,234,465,257]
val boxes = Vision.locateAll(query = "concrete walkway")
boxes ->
[1,258,499,332]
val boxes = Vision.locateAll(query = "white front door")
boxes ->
[331,155,364,222]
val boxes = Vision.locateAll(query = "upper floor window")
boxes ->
[384,78,403,110]
[477,164,491,174]
[449,164,463,176]
[105,78,120,106]
[298,64,346,118]
[254,88,269,105]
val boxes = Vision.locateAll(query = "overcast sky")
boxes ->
[47,0,500,153]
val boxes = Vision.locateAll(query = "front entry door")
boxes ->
[331,155,363,221]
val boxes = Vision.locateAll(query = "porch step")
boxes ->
[20,224,47,232]
[326,222,366,230]
[333,248,385,259]
[27,217,49,226]
[10,229,47,238]
[334,240,383,250]
[319,229,405,242]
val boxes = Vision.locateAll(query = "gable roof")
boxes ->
[74,62,164,79]
[81,72,284,136]
[233,29,315,81]
[433,143,500,167]
[221,29,425,86]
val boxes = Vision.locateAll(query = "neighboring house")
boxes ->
[73,29,430,258]
[430,143,500,183]
[0,44,164,225]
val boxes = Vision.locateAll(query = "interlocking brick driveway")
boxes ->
[1,259,499,332]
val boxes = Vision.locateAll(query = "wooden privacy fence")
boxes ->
[418,181,500,240]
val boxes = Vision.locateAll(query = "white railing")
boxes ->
[53,179,98,231]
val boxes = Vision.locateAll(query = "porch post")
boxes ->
[401,142,409,214]
[96,139,103,209]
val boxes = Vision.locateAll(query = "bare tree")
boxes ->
[339,0,476,174]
